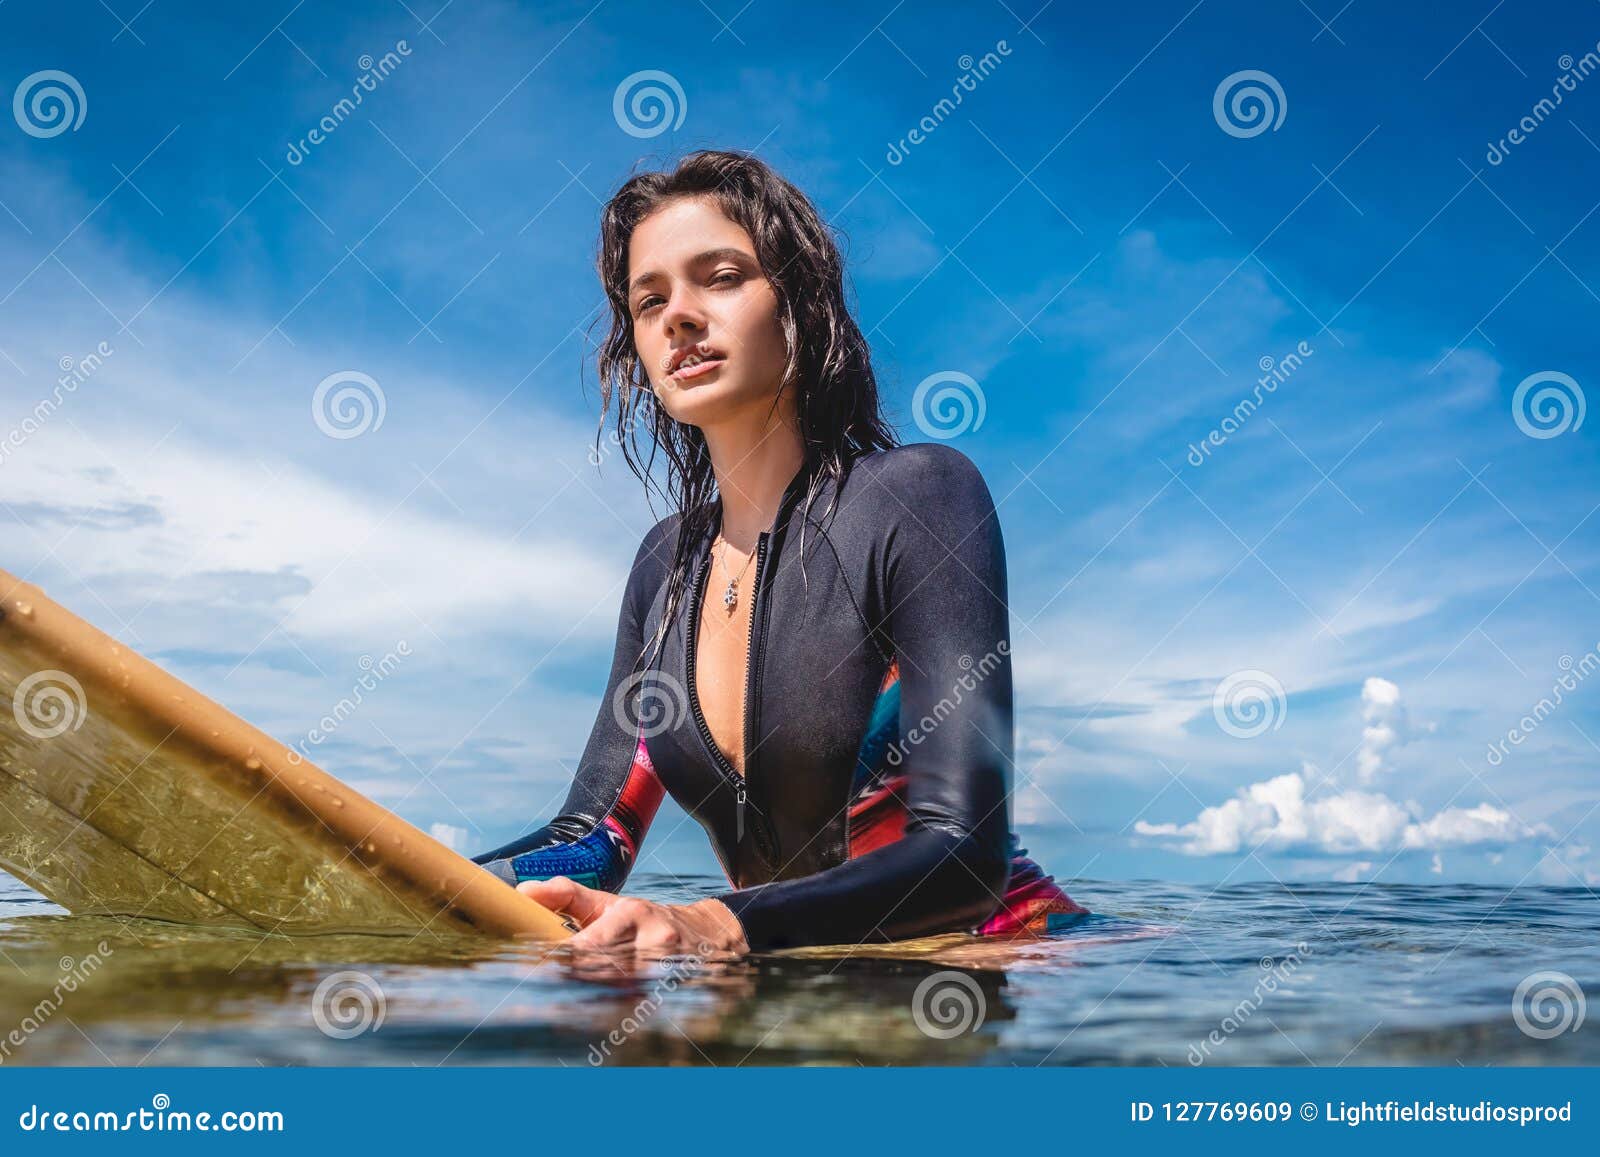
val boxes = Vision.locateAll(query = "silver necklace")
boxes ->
[715,536,757,613]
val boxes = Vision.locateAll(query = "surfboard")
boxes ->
[0,567,570,943]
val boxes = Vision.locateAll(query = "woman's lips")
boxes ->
[670,355,726,381]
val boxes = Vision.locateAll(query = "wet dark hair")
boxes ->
[591,148,898,669]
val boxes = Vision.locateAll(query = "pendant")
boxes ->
[723,579,738,612]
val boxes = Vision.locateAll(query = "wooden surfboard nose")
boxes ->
[0,567,571,943]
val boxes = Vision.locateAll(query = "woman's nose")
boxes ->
[661,289,705,335]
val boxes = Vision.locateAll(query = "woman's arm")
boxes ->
[471,518,674,892]
[710,443,1014,951]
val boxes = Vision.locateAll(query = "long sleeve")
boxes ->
[712,444,1014,950]
[471,517,674,892]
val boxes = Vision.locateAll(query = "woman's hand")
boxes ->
[517,875,750,960]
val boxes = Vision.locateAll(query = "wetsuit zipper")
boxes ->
[686,535,779,870]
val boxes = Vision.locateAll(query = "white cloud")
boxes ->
[1333,861,1373,883]
[1403,802,1545,849]
[1357,676,1432,781]
[429,822,468,853]
[1,432,626,648]
[0,173,659,658]
[1134,767,1553,857]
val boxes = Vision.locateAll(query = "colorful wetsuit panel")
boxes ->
[509,737,665,891]
[847,654,1088,935]
[974,841,1090,935]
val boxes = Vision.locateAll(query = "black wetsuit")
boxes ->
[472,443,1084,951]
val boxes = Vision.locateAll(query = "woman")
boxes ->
[472,149,1086,958]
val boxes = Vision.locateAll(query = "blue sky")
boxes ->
[1,0,1596,893]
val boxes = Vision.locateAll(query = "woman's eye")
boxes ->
[632,273,738,316]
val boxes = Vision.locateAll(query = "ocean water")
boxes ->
[0,872,1594,1067]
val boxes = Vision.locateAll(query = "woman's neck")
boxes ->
[703,418,806,549]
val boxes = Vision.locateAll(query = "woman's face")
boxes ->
[626,196,790,428]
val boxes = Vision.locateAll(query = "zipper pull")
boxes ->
[735,783,746,842]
